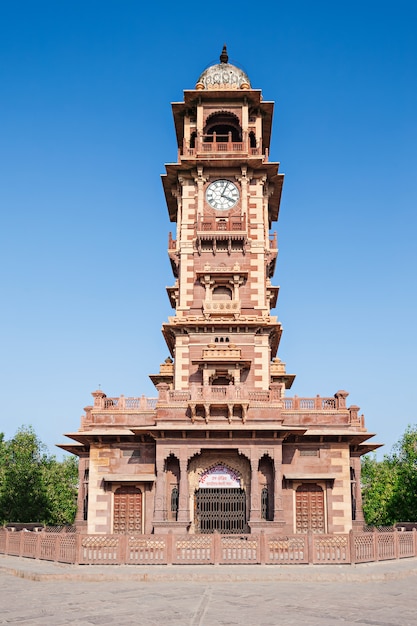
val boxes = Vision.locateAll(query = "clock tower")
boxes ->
[63,47,380,539]
[159,45,287,403]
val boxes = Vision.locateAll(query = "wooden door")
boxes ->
[295,483,325,534]
[113,486,142,534]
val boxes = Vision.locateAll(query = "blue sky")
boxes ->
[0,1,416,459]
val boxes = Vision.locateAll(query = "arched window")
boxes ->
[204,112,242,143]
[249,131,257,148]
[171,486,179,520]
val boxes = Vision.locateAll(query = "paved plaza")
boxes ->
[1,555,417,625]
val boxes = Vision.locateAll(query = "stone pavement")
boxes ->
[1,555,417,625]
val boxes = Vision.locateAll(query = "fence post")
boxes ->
[349,529,356,565]
[373,527,379,562]
[74,533,82,565]
[119,534,128,564]
[413,528,417,557]
[35,531,42,560]
[166,530,174,565]
[394,529,399,560]
[259,531,266,565]
[54,534,60,562]
[213,532,221,565]
[307,531,314,564]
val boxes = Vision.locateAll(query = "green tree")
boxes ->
[361,454,398,526]
[0,426,78,525]
[389,425,417,522]
[362,424,417,526]
[42,455,78,525]
[0,426,49,523]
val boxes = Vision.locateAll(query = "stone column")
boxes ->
[74,454,89,529]
[351,454,365,525]
[274,441,284,520]
[249,453,261,522]
[177,453,190,524]
[153,452,166,522]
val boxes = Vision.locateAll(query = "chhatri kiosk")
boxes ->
[60,47,379,536]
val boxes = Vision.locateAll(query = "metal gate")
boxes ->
[195,488,247,534]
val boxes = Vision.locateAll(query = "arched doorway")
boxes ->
[295,483,325,534]
[113,486,142,534]
[194,464,248,533]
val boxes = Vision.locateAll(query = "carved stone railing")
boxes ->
[197,216,246,233]
[182,133,263,159]
[2,528,416,566]
[166,386,279,405]
[283,394,348,411]
[93,395,157,411]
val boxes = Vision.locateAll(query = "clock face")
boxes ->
[206,179,240,211]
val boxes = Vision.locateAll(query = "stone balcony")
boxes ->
[196,216,246,233]
[180,134,267,161]
[202,300,241,317]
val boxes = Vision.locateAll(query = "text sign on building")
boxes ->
[199,464,241,488]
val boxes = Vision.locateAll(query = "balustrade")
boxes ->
[182,134,263,158]
[92,390,348,415]
[284,396,338,411]
[197,216,246,233]
[1,528,416,566]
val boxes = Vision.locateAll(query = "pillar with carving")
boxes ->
[249,453,261,522]
[274,442,284,520]
[350,453,365,526]
[177,453,190,524]
[153,453,167,522]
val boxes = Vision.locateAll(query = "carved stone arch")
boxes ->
[204,111,242,142]
[188,450,250,494]
[165,454,180,522]
[249,130,257,148]
[258,455,274,521]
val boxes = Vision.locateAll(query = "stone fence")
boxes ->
[1,528,416,566]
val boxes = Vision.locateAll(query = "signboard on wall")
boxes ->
[199,464,241,488]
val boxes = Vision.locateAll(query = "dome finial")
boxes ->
[220,44,228,64]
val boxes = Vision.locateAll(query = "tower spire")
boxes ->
[220,44,228,64]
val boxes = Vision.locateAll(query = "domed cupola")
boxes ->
[195,45,251,91]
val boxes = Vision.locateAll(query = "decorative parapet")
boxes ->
[284,396,336,411]
[196,217,246,233]
[89,392,158,411]
[283,392,349,411]
[348,405,364,426]
[182,135,263,159]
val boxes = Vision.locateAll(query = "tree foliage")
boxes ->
[361,425,417,526]
[0,426,78,525]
